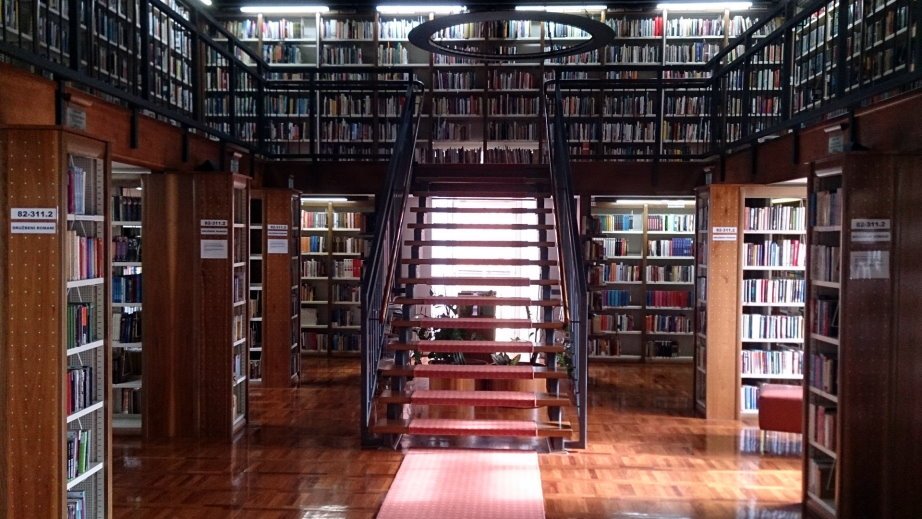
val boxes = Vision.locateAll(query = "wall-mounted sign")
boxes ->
[851,218,891,243]
[267,238,288,254]
[11,222,56,234]
[200,239,228,259]
[65,105,86,131]
[11,208,58,220]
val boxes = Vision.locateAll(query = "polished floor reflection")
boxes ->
[113,360,803,518]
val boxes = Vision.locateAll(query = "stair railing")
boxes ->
[542,80,590,449]
[361,79,424,446]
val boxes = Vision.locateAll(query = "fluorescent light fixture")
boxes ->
[302,197,348,202]
[198,0,212,5]
[240,5,329,14]
[657,2,752,11]
[515,5,606,11]
[613,199,693,206]
[376,5,465,14]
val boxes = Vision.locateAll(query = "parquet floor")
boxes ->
[113,359,803,518]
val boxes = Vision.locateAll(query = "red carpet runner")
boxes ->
[377,450,545,519]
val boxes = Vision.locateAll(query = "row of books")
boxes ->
[647,290,692,308]
[741,384,761,412]
[810,352,838,394]
[589,262,642,283]
[648,238,694,257]
[665,16,724,37]
[589,337,622,357]
[646,314,693,333]
[113,387,141,414]
[663,122,711,142]
[663,95,707,116]
[487,121,539,140]
[741,349,804,376]
[647,264,694,282]
[301,211,328,228]
[67,365,94,414]
[333,284,360,302]
[322,47,365,65]
[607,16,662,37]
[114,309,141,343]
[112,235,141,262]
[68,165,92,215]
[595,237,632,258]
[379,17,423,39]
[648,214,694,232]
[67,303,97,349]
[268,122,309,142]
[486,96,540,116]
[302,258,326,277]
[320,121,373,141]
[603,94,655,116]
[67,490,87,518]
[331,307,360,326]
[596,213,642,232]
[745,204,806,231]
[595,289,632,308]
[301,235,326,253]
[112,195,141,221]
[812,189,842,226]
[742,278,806,304]
[664,43,721,63]
[809,403,837,450]
[333,258,362,278]
[484,148,541,164]
[322,94,372,116]
[433,96,481,115]
[66,429,92,481]
[741,314,804,340]
[233,270,246,303]
[743,239,805,267]
[425,148,481,164]
[112,272,142,303]
[646,340,682,358]
[301,331,360,351]
[332,236,366,254]
[812,297,839,337]
[232,308,246,342]
[607,44,661,64]
[321,19,374,40]
[592,313,635,333]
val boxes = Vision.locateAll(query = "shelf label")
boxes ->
[201,219,228,227]
[200,239,228,259]
[11,221,56,234]
[849,250,889,280]
[65,105,86,131]
[713,234,737,241]
[201,228,228,236]
[827,133,844,154]
[851,219,891,243]
[11,207,58,220]
[712,226,737,234]
[267,224,288,237]
[267,238,289,254]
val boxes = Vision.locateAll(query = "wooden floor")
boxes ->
[113,359,803,518]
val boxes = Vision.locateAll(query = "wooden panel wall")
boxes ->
[701,184,742,420]
[143,173,197,439]
[0,128,64,518]
[261,189,298,387]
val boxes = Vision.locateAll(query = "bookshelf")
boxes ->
[694,184,742,420]
[254,189,302,386]
[693,185,806,420]
[802,155,922,518]
[583,197,696,362]
[110,165,146,433]
[300,196,374,356]
[144,171,249,439]
[0,128,111,518]
[739,187,807,417]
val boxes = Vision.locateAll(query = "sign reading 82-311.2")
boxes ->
[11,208,58,220]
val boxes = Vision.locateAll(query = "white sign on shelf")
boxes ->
[851,218,891,243]
[267,238,289,254]
[200,219,228,227]
[849,250,889,280]
[11,208,58,220]
[200,239,228,259]
[200,228,228,236]
[11,221,56,234]
[712,226,737,234]
[65,105,86,131]
[267,224,288,237]
[713,234,737,241]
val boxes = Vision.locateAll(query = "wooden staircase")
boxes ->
[371,174,575,449]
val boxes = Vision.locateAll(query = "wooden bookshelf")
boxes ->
[144,171,249,439]
[249,191,264,383]
[0,127,112,518]
[256,189,302,387]
[110,166,146,433]
[694,184,742,420]
[299,197,374,355]
[803,154,922,518]
[584,197,696,363]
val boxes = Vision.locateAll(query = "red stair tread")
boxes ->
[393,296,561,307]
[405,240,555,248]
[411,419,537,436]
[399,277,557,286]
[407,223,554,230]
[411,207,553,214]
[391,365,567,379]
[388,340,564,354]
[400,258,558,266]
[393,318,565,330]
[411,390,537,407]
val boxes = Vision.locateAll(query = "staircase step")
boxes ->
[373,418,572,438]
[412,207,553,214]
[407,223,554,231]
[389,340,565,354]
[398,277,557,287]
[378,389,570,409]
[382,364,568,380]
[379,390,570,407]
[405,240,555,248]
[394,296,561,307]
[401,258,557,267]
[393,317,565,330]
[415,189,548,198]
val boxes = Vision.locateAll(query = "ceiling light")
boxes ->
[376,5,465,14]
[240,5,330,14]
[302,197,348,202]
[657,2,752,11]
[198,0,212,5]
[515,5,607,12]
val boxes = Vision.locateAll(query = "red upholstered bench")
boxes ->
[758,384,803,434]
